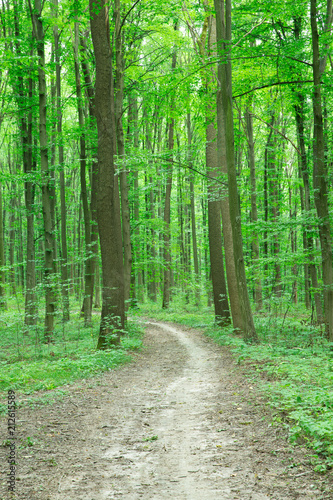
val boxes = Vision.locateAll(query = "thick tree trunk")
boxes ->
[89,0,125,348]
[199,13,230,325]
[214,0,257,341]
[310,0,333,339]
[30,0,57,341]
[206,119,230,325]
[208,13,242,331]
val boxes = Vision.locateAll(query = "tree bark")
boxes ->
[53,0,70,322]
[73,21,93,326]
[29,0,57,341]
[115,0,132,310]
[294,95,323,321]
[79,33,99,310]
[206,119,230,325]
[162,43,177,309]
[214,0,258,341]
[310,0,333,340]
[89,0,125,348]
[0,183,6,309]
[245,107,262,310]
[187,113,200,306]
[13,4,36,323]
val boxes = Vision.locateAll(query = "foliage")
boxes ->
[0,299,144,413]
[137,300,333,468]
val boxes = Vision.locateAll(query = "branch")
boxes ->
[250,112,301,156]
[119,0,142,33]
[233,80,313,98]
[158,157,227,186]
[232,18,267,49]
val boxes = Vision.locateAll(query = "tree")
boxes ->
[310,0,333,340]
[89,0,125,348]
[29,0,57,341]
[214,0,258,342]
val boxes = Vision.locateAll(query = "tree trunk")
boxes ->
[115,0,132,310]
[79,33,99,311]
[214,0,257,341]
[162,44,177,309]
[206,119,230,325]
[53,0,70,321]
[0,183,6,309]
[187,113,200,306]
[74,21,92,327]
[294,96,323,321]
[89,0,125,348]
[267,117,282,297]
[310,0,333,339]
[245,107,262,310]
[128,94,143,302]
[30,0,57,341]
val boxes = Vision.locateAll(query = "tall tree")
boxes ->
[89,0,125,348]
[29,0,57,341]
[53,0,70,322]
[245,106,262,310]
[162,32,177,309]
[310,0,333,340]
[73,20,93,327]
[115,0,132,311]
[214,0,258,341]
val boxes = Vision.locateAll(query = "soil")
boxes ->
[1,320,332,499]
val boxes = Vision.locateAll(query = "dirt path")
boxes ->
[1,321,331,499]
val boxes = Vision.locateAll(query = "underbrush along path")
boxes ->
[0,321,329,499]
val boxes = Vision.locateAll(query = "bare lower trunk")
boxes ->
[206,119,230,325]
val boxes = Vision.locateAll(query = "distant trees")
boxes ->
[0,0,332,346]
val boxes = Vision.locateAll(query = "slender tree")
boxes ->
[29,0,57,341]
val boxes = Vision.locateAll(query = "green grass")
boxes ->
[135,299,333,470]
[0,305,144,413]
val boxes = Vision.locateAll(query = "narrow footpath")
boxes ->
[1,321,330,499]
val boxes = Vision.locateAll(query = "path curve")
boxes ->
[1,321,326,499]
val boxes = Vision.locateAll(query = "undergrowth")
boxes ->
[0,303,143,414]
[135,298,333,471]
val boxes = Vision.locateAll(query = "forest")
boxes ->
[1,0,333,482]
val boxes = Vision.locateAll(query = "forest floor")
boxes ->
[1,320,332,499]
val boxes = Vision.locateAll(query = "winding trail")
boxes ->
[1,321,326,499]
